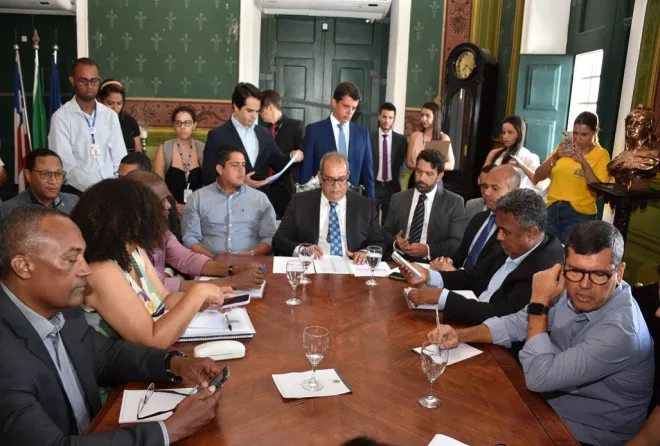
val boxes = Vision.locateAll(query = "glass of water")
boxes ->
[285,260,304,306]
[365,245,383,286]
[302,326,329,391]
[298,243,314,285]
[418,341,449,408]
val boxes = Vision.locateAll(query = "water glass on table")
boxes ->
[298,243,314,284]
[302,326,329,391]
[365,245,383,287]
[286,260,304,306]
[418,341,448,408]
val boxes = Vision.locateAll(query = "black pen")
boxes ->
[225,313,233,331]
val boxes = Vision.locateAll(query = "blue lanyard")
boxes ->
[176,141,193,184]
[82,106,97,144]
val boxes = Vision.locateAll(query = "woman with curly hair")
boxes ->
[71,178,232,348]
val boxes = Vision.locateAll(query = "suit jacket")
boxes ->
[272,189,384,256]
[441,234,565,325]
[299,118,375,199]
[465,197,486,223]
[451,210,499,267]
[0,289,173,445]
[382,186,466,260]
[370,130,407,190]
[266,115,304,187]
[202,119,291,185]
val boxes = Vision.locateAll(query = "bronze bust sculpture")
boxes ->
[608,104,660,190]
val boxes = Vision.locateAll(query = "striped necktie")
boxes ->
[408,194,427,243]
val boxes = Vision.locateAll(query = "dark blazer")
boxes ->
[441,234,565,325]
[272,189,384,256]
[0,290,174,445]
[370,130,407,190]
[382,186,467,260]
[451,210,499,267]
[202,118,291,185]
[299,118,375,199]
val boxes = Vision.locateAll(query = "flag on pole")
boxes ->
[32,30,48,149]
[14,44,32,191]
[49,44,61,123]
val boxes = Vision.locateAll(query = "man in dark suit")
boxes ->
[383,149,466,262]
[0,206,225,445]
[273,152,384,263]
[431,164,520,271]
[259,89,304,219]
[299,82,375,199]
[402,189,564,326]
[202,82,303,189]
[371,102,407,224]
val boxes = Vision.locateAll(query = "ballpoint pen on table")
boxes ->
[225,313,233,331]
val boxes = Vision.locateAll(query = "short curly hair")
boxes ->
[70,178,168,272]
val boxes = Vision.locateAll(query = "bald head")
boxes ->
[125,169,166,187]
[481,164,521,212]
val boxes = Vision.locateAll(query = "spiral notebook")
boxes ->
[178,307,256,342]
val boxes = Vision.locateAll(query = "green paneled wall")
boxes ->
[88,0,240,99]
[632,0,660,107]
[491,0,517,136]
[405,0,445,107]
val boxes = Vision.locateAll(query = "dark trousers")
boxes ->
[375,181,399,224]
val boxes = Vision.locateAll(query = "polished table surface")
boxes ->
[88,256,578,445]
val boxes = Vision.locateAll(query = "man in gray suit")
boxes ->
[464,164,495,222]
[383,149,466,262]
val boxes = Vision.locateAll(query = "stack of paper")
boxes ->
[273,256,315,275]
[350,261,393,277]
[198,276,266,298]
[119,388,194,423]
[179,307,256,342]
[412,343,483,365]
[403,288,477,310]
[272,369,352,399]
[313,256,353,274]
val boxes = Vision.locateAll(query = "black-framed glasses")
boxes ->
[563,266,618,286]
[136,383,191,420]
[30,169,66,180]
[173,120,194,127]
[321,175,349,186]
[75,77,101,87]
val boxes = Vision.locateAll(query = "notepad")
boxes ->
[403,288,477,310]
[119,388,194,423]
[198,276,267,298]
[178,307,256,342]
[412,343,483,366]
[272,369,352,399]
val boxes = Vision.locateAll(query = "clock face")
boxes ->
[455,50,476,80]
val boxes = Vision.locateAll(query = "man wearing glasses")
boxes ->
[48,58,127,194]
[0,149,78,217]
[272,152,384,263]
[424,221,654,445]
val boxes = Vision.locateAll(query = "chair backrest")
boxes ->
[295,177,364,195]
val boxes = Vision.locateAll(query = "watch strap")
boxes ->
[164,350,186,383]
[527,302,550,315]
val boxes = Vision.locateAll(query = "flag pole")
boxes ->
[14,43,31,150]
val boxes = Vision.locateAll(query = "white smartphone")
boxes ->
[220,294,251,310]
[562,130,574,151]
[391,252,423,279]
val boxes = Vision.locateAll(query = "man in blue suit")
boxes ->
[299,82,375,199]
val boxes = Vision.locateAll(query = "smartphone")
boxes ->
[391,252,423,279]
[562,130,574,151]
[220,294,251,310]
[190,366,230,394]
[388,271,406,281]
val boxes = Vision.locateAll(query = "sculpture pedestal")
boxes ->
[588,182,660,243]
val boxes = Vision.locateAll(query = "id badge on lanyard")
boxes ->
[183,184,192,203]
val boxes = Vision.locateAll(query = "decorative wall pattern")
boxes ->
[441,0,472,98]
[88,0,240,99]
[124,100,232,128]
[405,0,446,106]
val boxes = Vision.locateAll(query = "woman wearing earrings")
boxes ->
[97,79,142,153]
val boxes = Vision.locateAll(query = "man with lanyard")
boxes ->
[49,58,127,194]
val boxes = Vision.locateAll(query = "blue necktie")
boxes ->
[337,123,347,157]
[327,202,343,256]
[464,213,496,268]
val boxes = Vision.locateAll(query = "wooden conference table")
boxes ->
[88,256,578,445]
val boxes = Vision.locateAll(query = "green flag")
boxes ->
[32,45,48,149]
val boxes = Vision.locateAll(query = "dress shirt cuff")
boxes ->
[423,244,430,260]
[163,277,181,293]
[158,421,170,446]
[483,317,512,348]
[519,331,558,361]
[428,270,444,288]
[293,245,302,256]
[437,289,450,311]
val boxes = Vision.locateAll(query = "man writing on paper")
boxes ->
[427,221,653,445]
[272,152,384,264]
[402,189,564,325]
[0,206,226,445]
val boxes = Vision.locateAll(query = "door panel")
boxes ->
[276,57,315,125]
[514,55,574,160]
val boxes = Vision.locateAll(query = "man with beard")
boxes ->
[382,149,466,262]
[48,58,127,194]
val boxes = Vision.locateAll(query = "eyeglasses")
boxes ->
[75,77,101,87]
[563,266,618,286]
[321,175,349,186]
[30,169,66,180]
[136,383,191,420]
[173,120,194,127]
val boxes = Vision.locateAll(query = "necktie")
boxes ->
[268,124,277,176]
[464,213,497,268]
[338,123,347,157]
[382,134,389,181]
[408,194,427,243]
[327,202,343,256]
[48,315,91,433]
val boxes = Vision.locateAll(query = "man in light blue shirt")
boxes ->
[48,58,126,193]
[429,221,654,445]
[182,147,278,257]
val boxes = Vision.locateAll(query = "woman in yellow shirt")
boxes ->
[534,112,610,243]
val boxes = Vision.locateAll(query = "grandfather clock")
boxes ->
[442,43,497,199]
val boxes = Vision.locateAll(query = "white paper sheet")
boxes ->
[428,434,469,446]
[272,256,315,275]
[272,369,351,399]
[313,256,352,274]
[198,277,267,298]
[413,343,483,366]
[265,156,297,183]
[403,288,477,310]
[350,261,393,277]
[119,388,194,423]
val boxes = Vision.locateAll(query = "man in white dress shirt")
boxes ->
[48,58,126,194]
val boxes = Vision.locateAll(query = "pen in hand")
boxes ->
[225,313,233,331]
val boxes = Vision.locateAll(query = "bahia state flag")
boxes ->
[14,48,31,192]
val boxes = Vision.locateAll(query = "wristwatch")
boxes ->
[164,350,186,383]
[527,302,550,315]
[228,264,234,276]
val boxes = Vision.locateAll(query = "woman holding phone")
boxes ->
[533,111,611,243]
